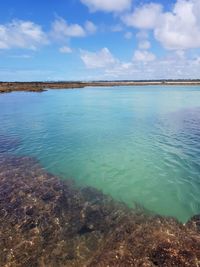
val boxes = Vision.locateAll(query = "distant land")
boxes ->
[1,80,200,93]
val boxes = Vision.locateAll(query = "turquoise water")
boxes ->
[0,86,200,222]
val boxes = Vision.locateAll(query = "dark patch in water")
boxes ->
[0,135,21,153]
[168,107,200,141]
[0,155,200,266]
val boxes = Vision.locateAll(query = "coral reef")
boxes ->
[0,155,200,267]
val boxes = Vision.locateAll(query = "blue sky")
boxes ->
[1,0,200,81]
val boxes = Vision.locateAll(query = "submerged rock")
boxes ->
[0,155,200,266]
[186,214,200,233]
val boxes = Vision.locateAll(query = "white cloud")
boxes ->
[110,24,123,32]
[138,40,151,50]
[0,18,97,52]
[175,50,185,59]
[80,48,118,69]
[81,54,200,81]
[133,50,156,61]
[51,18,97,40]
[85,21,97,34]
[0,20,48,50]
[136,31,149,40]
[122,3,163,29]
[124,31,133,39]
[122,0,200,50]
[80,0,131,12]
[59,46,72,53]
[155,0,200,50]
[52,18,86,39]
[80,47,157,79]
[135,30,151,50]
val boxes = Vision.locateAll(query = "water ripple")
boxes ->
[0,87,200,222]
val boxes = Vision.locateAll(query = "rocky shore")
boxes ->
[0,151,200,266]
[1,80,200,93]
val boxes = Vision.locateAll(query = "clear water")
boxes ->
[0,86,200,222]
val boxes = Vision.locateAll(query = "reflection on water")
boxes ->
[0,86,200,222]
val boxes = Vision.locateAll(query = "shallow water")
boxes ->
[0,86,200,222]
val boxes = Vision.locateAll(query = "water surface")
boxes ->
[0,86,200,222]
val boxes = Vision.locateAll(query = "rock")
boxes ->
[41,191,55,201]
[186,214,200,232]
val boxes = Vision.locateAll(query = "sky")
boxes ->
[1,0,200,81]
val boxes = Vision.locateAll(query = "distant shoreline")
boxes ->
[1,80,200,93]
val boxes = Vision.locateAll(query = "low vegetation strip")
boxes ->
[1,80,200,93]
